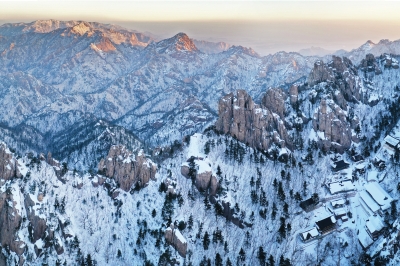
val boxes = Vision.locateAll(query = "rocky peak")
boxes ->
[215,89,292,152]
[70,21,93,36]
[261,88,287,120]
[193,39,231,54]
[360,53,382,75]
[91,37,117,52]
[312,99,358,153]
[98,145,157,192]
[154,32,198,54]
[307,56,363,110]
[226,45,260,58]
[0,142,21,181]
[380,53,399,69]
[174,32,197,51]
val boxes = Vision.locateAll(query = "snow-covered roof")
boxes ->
[384,135,400,147]
[355,162,366,170]
[359,190,380,213]
[382,144,396,155]
[365,182,393,211]
[300,227,319,240]
[174,229,187,244]
[366,215,384,234]
[334,208,347,216]
[331,199,345,207]
[358,227,374,248]
[328,180,355,194]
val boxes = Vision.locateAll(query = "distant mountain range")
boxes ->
[1,19,400,169]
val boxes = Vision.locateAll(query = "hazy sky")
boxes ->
[1,1,400,55]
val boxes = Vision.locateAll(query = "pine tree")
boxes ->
[257,246,266,265]
[188,158,197,187]
[278,182,285,201]
[278,217,286,238]
[283,202,289,216]
[54,196,60,211]
[250,176,255,187]
[287,223,292,233]
[152,209,157,218]
[224,241,229,253]
[204,196,211,210]
[85,254,93,266]
[188,215,193,230]
[239,247,246,262]
[216,165,222,177]
[60,196,66,214]
[203,231,210,250]
[215,253,223,266]
[226,258,232,266]
[268,255,275,266]
[294,192,302,202]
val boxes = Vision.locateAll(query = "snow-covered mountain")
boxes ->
[335,39,400,64]
[298,46,334,57]
[2,19,400,265]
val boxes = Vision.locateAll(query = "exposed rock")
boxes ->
[307,56,363,110]
[46,152,61,176]
[261,88,287,120]
[0,191,25,257]
[55,240,64,255]
[0,142,22,181]
[289,85,299,105]
[181,157,218,195]
[164,224,187,257]
[98,146,157,192]
[215,90,292,151]
[360,54,382,75]
[312,99,354,153]
[380,54,399,69]
[24,194,47,243]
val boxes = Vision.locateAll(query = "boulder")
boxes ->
[181,158,219,195]
[0,142,22,181]
[165,225,187,257]
[98,146,157,192]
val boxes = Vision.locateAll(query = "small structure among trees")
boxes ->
[299,193,319,212]
[315,215,337,235]
[331,160,350,172]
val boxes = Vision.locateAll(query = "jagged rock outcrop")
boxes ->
[360,54,382,75]
[164,224,187,257]
[215,90,292,151]
[261,88,287,120]
[312,99,358,153]
[181,157,218,195]
[0,191,25,258]
[0,142,22,180]
[380,54,399,69]
[46,152,62,177]
[24,194,47,243]
[289,85,298,105]
[98,146,157,191]
[308,56,363,110]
